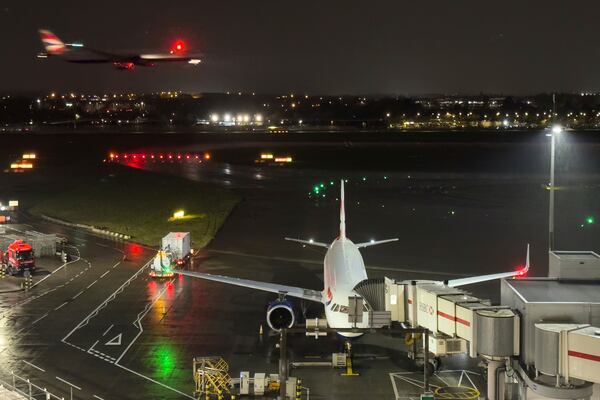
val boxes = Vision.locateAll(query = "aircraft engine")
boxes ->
[266,299,295,331]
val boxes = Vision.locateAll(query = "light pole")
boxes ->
[549,124,562,251]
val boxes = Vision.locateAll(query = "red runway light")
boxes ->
[151,154,155,159]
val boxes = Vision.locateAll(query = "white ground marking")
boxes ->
[116,364,194,399]
[435,372,450,386]
[54,301,69,311]
[61,257,191,399]
[62,260,141,342]
[55,376,82,390]
[30,312,49,325]
[114,280,171,363]
[93,395,105,400]
[106,333,122,346]
[389,370,481,400]
[22,360,45,372]
[102,324,114,337]
[86,280,98,289]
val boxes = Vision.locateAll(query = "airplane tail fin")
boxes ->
[38,29,66,55]
[340,179,346,239]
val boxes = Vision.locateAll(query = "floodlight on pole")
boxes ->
[548,124,562,251]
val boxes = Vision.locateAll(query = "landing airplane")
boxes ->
[37,29,201,70]
[177,180,530,338]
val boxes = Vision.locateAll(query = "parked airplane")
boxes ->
[37,29,201,70]
[177,180,529,338]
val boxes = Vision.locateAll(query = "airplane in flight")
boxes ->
[37,29,201,70]
[177,180,530,338]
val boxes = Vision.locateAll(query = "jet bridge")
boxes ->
[377,250,600,400]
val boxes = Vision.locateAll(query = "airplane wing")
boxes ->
[284,237,329,248]
[139,53,201,63]
[447,271,524,287]
[176,269,323,303]
[355,238,399,248]
[446,244,530,287]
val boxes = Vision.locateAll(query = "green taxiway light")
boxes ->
[320,183,325,188]
[330,181,334,185]
[586,216,595,224]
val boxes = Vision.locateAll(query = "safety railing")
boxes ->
[0,370,66,400]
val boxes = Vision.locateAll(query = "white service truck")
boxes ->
[150,232,191,278]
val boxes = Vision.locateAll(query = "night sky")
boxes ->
[1,1,599,95]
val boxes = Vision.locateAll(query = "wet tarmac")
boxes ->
[1,131,600,399]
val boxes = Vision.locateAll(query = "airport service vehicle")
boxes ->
[37,30,201,70]
[150,232,191,278]
[176,181,528,337]
[1,240,35,275]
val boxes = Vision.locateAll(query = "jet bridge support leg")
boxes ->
[279,329,287,400]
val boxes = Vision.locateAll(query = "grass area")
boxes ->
[29,166,240,248]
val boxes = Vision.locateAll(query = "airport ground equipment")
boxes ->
[194,360,304,399]
[1,240,35,275]
[150,232,191,278]
[193,357,232,399]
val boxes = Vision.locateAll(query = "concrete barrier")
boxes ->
[40,214,132,240]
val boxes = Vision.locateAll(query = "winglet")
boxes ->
[38,29,66,55]
[340,179,346,239]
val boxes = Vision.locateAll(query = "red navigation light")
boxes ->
[513,266,528,279]
[172,40,186,54]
